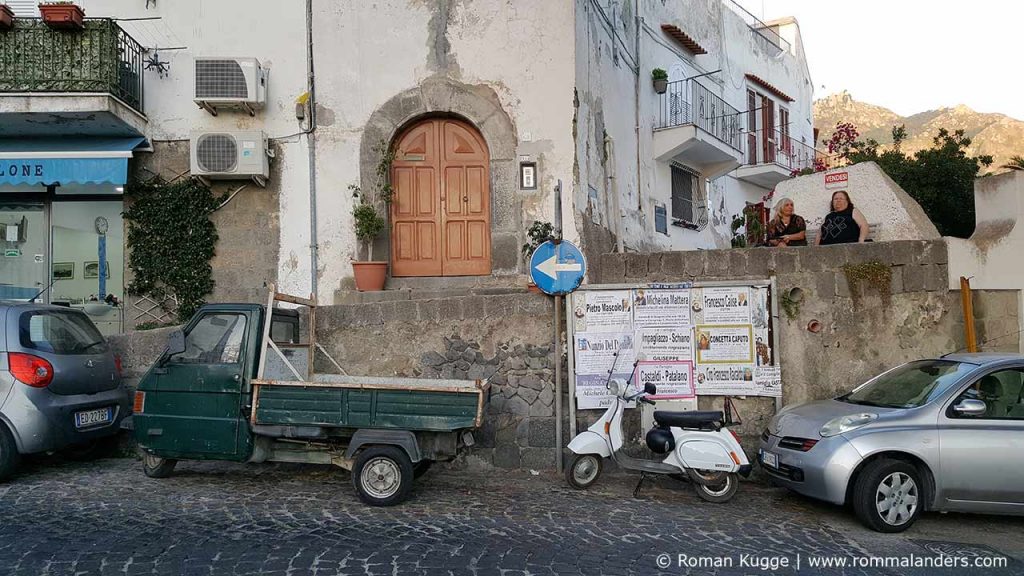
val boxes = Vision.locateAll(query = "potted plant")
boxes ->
[652,68,669,95]
[39,1,85,30]
[0,4,15,31]
[521,220,554,292]
[349,184,388,291]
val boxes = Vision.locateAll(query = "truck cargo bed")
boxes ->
[251,374,489,432]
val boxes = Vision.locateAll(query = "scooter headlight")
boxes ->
[819,413,877,437]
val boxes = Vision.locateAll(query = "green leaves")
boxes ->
[123,179,226,322]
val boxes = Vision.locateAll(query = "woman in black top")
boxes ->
[767,197,807,247]
[817,190,869,245]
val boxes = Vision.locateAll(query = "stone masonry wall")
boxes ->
[596,239,1020,446]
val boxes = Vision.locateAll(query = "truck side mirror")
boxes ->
[166,330,186,356]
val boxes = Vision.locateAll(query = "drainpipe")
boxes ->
[634,8,642,214]
[305,0,319,298]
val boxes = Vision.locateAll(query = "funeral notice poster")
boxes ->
[635,361,695,398]
[700,287,751,324]
[636,327,693,362]
[632,288,690,328]
[695,364,756,395]
[572,290,633,333]
[695,324,755,364]
[754,366,783,398]
[574,331,637,409]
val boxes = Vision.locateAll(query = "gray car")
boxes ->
[0,302,131,479]
[760,353,1024,532]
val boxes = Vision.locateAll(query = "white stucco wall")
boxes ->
[774,162,940,242]
[312,0,577,300]
[575,0,815,253]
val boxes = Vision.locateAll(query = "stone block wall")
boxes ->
[596,240,1020,439]
[314,293,562,469]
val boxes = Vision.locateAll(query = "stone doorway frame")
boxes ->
[359,77,520,277]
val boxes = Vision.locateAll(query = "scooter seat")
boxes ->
[653,410,723,429]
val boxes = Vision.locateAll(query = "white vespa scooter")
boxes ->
[565,357,752,502]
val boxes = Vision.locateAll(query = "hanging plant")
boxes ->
[123,178,227,322]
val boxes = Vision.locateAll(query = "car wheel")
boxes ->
[690,471,739,503]
[142,452,177,479]
[0,425,20,482]
[412,460,432,479]
[565,453,603,489]
[63,435,119,462]
[853,459,923,533]
[352,446,414,506]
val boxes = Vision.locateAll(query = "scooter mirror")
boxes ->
[644,382,657,395]
[607,379,625,396]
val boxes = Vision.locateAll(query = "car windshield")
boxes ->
[838,360,974,409]
[18,309,108,355]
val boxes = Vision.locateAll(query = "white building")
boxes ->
[0,0,815,322]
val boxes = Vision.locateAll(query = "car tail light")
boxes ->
[114,354,123,377]
[9,353,54,388]
[133,391,145,414]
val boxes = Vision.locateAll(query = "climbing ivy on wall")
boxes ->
[123,179,226,322]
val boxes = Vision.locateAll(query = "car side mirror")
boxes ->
[644,382,657,395]
[166,330,186,356]
[952,398,987,417]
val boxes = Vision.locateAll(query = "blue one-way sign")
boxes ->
[529,239,587,295]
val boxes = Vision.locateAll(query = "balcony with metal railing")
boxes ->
[723,0,791,56]
[0,18,146,136]
[653,79,744,178]
[735,127,830,188]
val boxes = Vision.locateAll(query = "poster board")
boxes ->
[569,281,780,410]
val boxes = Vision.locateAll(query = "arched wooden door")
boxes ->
[391,118,492,277]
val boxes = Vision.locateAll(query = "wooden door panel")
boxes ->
[391,118,490,277]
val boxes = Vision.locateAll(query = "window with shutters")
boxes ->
[670,164,702,227]
[6,0,38,16]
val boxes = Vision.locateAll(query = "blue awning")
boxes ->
[0,137,146,186]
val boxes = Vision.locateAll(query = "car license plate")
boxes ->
[75,407,112,429]
[760,450,778,469]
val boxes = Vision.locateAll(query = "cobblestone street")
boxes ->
[1,456,1022,576]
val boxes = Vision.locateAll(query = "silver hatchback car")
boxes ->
[760,353,1024,532]
[0,302,131,479]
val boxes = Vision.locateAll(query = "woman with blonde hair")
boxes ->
[767,197,807,247]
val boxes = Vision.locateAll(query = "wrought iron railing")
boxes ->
[745,128,827,173]
[724,0,791,55]
[0,18,144,113]
[657,79,744,152]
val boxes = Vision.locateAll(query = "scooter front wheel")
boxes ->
[565,453,603,489]
[691,471,739,503]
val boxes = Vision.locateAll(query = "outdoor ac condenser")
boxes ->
[193,57,268,115]
[190,131,270,187]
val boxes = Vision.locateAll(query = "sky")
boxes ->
[734,0,1024,120]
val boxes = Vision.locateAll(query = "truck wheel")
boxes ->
[0,424,20,482]
[142,453,177,479]
[412,460,432,479]
[852,459,922,533]
[353,446,414,506]
[565,453,603,489]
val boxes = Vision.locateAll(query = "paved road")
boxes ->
[1,456,1022,575]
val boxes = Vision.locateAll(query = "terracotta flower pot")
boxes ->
[0,5,14,31]
[653,78,668,95]
[351,261,387,292]
[39,3,85,30]
[527,283,542,294]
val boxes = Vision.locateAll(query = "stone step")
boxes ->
[333,285,530,305]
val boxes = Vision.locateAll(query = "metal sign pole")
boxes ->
[554,294,563,473]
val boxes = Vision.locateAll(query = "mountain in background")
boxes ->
[813,91,1024,172]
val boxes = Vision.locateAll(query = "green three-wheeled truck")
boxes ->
[130,288,489,506]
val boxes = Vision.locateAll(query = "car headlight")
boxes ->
[819,413,877,437]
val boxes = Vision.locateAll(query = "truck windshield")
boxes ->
[838,360,974,409]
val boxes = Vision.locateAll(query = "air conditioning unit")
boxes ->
[193,57,268,116]
[190,131,270,186]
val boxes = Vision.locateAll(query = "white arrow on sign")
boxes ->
[536,254,583,280]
